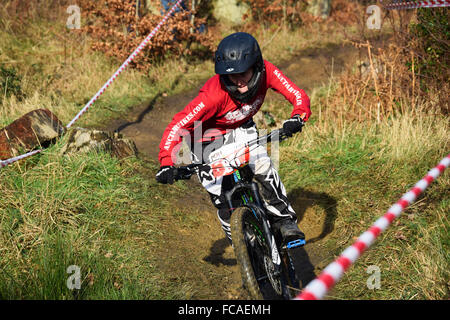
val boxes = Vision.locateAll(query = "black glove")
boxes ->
[282,115,304,137]
[156,166,176,184]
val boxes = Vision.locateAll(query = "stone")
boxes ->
[61,127,138,159]
[144,0,163,15]
[307,0,331,19]
[111,138,139,159]
[213,0,250,25]
[0,109,65,160]
[355,58,382,78]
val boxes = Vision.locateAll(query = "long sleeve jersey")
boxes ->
[158,60,311,167]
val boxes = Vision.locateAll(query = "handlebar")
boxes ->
[173,128,289,182]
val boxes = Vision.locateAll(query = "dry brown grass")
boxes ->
[0,7,215,128]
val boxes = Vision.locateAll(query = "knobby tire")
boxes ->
[231,206,265,300]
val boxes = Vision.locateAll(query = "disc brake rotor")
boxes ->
[263,254,282,295]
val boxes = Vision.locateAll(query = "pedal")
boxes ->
[285,239,306,249]
[284,240,316,289]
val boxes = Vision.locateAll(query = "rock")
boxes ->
[213,0,250,25]
[111,138,139,159]
[307,0,331,19]
[61,127,138,159]
[144,0,163,15]
[355,58,382,78]
[0,109,65,160]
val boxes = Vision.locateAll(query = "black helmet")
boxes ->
[215,32,265,103]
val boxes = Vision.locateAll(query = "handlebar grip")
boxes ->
[173,163,202,181]
[173,167,192,181]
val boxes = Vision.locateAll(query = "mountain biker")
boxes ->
[156,32,311,245]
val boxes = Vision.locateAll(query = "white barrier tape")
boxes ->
[0,0,184,169]
[66,0,184,129]
[0,149,43,168]
[296,153,450,300]
[381,0,450,9]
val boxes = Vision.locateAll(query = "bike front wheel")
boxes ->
[231,206,285,299]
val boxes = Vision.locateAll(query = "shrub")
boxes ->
[0,65,24,103]
[241,0,305,27]
[411,8,449,90]
[77,0,215,71]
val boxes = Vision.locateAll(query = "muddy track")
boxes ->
[106,42,363,299]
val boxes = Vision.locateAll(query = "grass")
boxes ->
[0,16,214,129]
[0,11,354,129]
[247,82,448,300]
[0,136,195,299]
[277,95,449,299]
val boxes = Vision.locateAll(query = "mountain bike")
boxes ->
[173,128,306,299]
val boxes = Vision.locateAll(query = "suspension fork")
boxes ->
[226,172,282,268]
[248,184,274,248]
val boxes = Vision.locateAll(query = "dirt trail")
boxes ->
[106,42,361,299]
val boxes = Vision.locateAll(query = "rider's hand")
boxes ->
[282,115,304,137]
[156,166,176,184]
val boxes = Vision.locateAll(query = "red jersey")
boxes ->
[158,60,311,167]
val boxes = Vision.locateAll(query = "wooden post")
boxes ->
[134,0,141,36]
[411,51,415,109]
[367,40,383,120]
[190,0,196,34]
[136,0,140,19]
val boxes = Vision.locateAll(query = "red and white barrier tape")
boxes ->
[296,153,450,300]
[0,0,184,169]
[0,149,43,168]
[381,0,450,9]
[66,0,183,128]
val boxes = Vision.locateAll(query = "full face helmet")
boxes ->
[215,32,265,103]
